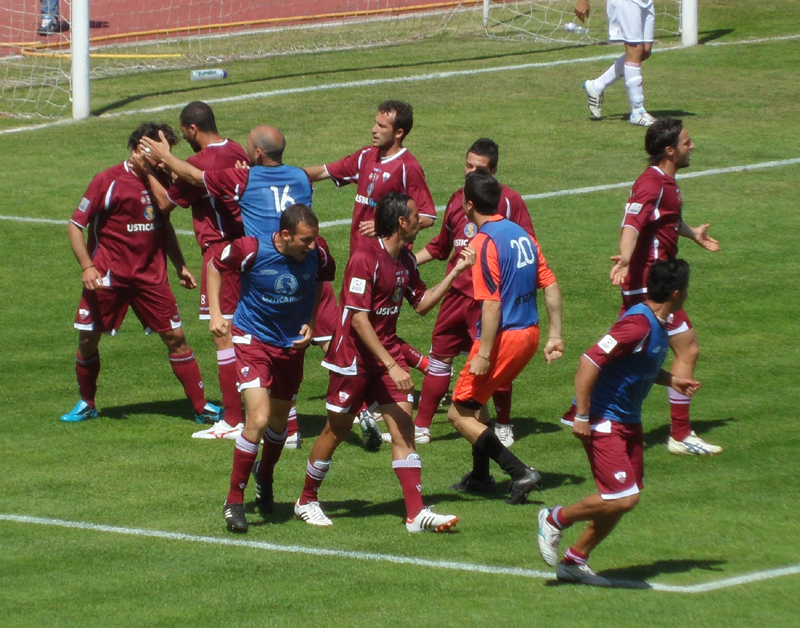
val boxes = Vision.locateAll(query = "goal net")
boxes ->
[0,0,683,121]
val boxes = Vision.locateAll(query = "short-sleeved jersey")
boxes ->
[203,164,313,237]
[214,234,334,347]
[322,238,426,374]
[620,166,683,299]
[425,185,535,297]
[325,146,436,255]
[165,139,247,249]
[70,161,172,286]
[471,215,556,333]
[583,303,669,423]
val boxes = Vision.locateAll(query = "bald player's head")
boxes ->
[249,125,285,164]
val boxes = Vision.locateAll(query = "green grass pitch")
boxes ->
[1,1,799,626]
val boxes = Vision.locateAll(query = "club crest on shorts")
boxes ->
[241,367,250,378]
[614,471,627,483]
[338,391,350,403]
[275,274,298,295]
[464,222,477,238]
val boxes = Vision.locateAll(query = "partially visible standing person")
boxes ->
[609,118,721,455]
[446,172,563,505]
[61,122,221,425]
[144,101,248,441]
[537,259,700,586]
[37,0,61,35]
[575,0,657,126]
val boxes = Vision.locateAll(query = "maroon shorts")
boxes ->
[313,281,337,345]
[324,349,413,414]
[74,283,181,335]
[622,296,692,337]
[200,241,240,319]
[429,290,481,359]
[582,418,644,500]
[231,325,306,401]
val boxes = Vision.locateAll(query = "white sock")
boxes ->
[624,61,645,113]
[593,54,625,93]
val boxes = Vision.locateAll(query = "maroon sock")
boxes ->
[414,359,451,429]
[393,455,424,520]
[548,505,572,530]
[564,547,589,566]
[668,388,692,441]
[169,351,207,415]
[401,343,429,373]
[258,426,287,485]
[492,385,513,425]
[75,351,100,406]
[217,348,241,427]
[299,459,331,505]
[226,434,259,504]
[286,406,298,437]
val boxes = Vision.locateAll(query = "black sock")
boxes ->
[475,429,528,481]
[471,440,491,480]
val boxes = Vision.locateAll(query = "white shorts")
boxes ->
[607,0,655,44]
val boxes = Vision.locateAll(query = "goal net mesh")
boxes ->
[0,0,681,120]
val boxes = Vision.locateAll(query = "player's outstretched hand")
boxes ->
[609,255,630,285]
[388,363,414,392]
[572,419,591,443]
[292,325,314,350]
[454,247,476,274]
[671,376,701,397]
[209,313,230,338]
[693,224,720,252]
[176,265,197,290]
[543,337,564,364]
[358,220,376,238]
[234,160,250,170]
[81,266,104,291]
[139,131,171,165]
[574,0,590,22]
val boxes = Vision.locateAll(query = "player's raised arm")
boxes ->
[303,165,331,182]
[141,131,206,187]
[413,247,476,316]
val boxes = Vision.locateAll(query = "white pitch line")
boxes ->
[2,157,798,232]
[3,514,798,593]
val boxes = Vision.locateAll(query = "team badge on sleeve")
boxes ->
[598,334,618,354]
[349,277,366,295]
[625,202,643,215]
[78,197,90,213]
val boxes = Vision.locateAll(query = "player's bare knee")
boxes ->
[611,494,639,514]
[161,328,189,354]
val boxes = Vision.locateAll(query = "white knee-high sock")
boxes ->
[593,54,625,93]
[624,61,645,112]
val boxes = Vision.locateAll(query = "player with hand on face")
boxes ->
[210,204,333,533]
[446,171,563,505]
[62,123,221,425]
[610,118,721,455]
[538,259,700,586]
[409,138,536,448]
[294,192,475,532]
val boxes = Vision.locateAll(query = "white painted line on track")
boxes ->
[1,31,797,137]
[2,513,798,593]
[3,157,798,232]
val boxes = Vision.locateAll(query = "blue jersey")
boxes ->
[589,303,670,424]
[219,234,321,347]
[472,216,554,333]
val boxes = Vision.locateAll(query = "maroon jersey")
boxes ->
[583,314,654,370]
[322,239,426,373]
[71,162,172,286]
[325,146,436,255]
[165,139,247,249]
[425,184,535,297]
[620,166,683,299]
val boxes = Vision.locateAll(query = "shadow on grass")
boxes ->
[98,398,198,422]
[544,558,726,589]
[699,28,734,44]
[91,42,591,116]
[643,416,736,450]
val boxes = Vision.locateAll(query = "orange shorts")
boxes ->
[452,325,539,406]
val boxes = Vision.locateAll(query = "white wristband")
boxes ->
[574,413,590,423]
